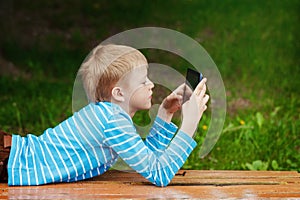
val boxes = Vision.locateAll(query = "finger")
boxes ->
[193,85,206,100]
[198,85,206,97]
[195,93,209,107]
[173,83,186,96]
[203,94,210,104]
[167,93,182,101]
[164,93,183,109]
[194,78,207,95]
[185,84,193,95]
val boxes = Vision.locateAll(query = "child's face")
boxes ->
[117,65,154,116]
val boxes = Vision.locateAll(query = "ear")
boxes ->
[111,87,125,102]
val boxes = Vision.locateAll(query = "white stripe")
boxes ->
[158,163,163,186]
[153,170,157,183]
[67,119,93,171]
[88,106,105,129]
[148,154,157,182]
[151,127,170,141]
[59,125,83,176]
[147,134,168,147]
[11,136,20,185]
[161,156,176,177]
[146,139,164,153]
[39,163,47,184]
[162,166,170,186]
[36,138,55,182]
[29,146,39,185]
[108,118,127,123]
[164,153,180,170]
[76,113,101,162]
[172,141,189,157]
[46,130,71,180]
[109,147,115,159]
[150,154,156,172]
[55,127,79,177]
[103,131,131,143]
[137,166,148,174]
[86,107,105,133]
[18,139,25,186]
[25,143,30,185]
[154,120,174,135]
[138,153,154,174]
[129,154,147,167]
[95,105,109,122]
[101,103,114,115]
[43,132,63,181]
[110,135,139,148]
[66,119,93,178]
[104,125,132,133]
[82,109,108,163]
[75,114,101,157]
[71,118,94,178]
[123,146,146,161]
[145,173,152,179]
[159,156,172,184]
[177,135,193,149]
[169,148,184,163]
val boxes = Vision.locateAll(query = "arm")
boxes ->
[103,79,209,186]
[143,79,208,154]
[144,116,177,154]
[103,112,196,187]
[143,84,184,153]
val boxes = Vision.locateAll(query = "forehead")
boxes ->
[125,65,148,84]
[131,65,148,76]
[116,65,148,88]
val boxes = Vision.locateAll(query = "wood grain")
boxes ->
[1,170,299,199]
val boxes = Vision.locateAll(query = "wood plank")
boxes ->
[1,170,299,199]
[91,170,300,186]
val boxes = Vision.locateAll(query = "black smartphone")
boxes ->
[183,68,203,103]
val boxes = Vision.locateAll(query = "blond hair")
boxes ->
[78,44,147,102]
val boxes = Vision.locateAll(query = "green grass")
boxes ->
[0,0,299,171]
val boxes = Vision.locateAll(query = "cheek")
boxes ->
[130,88,149,101]
[132,91,144,101]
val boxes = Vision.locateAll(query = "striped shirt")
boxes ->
[7,102,196,187]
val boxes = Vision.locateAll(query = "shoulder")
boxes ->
[89,102,132,123]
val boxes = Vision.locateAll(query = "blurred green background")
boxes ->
[0,0,299,171]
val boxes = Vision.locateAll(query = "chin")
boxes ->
[146,105,152,109]
[142,103,152,110]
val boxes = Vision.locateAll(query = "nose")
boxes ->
[147,79,154,90]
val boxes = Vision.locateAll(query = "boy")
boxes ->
[1,44,209,187]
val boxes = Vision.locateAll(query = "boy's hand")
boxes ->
[180,78,209,137]
[157,84,185,123]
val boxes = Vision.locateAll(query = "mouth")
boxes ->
[149,92,153,99]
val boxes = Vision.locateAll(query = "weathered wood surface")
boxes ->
[1,170,299,199]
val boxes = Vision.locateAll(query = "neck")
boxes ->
[111,100,136,118]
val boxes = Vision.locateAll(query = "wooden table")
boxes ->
[1,170,299,199]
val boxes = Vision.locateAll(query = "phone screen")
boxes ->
[186,68,203,90]
[183,68,203,103]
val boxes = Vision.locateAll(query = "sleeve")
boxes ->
[103,113,197,187]
[144,117,177,154]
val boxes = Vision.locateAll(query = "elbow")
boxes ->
[152,178,171,187]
